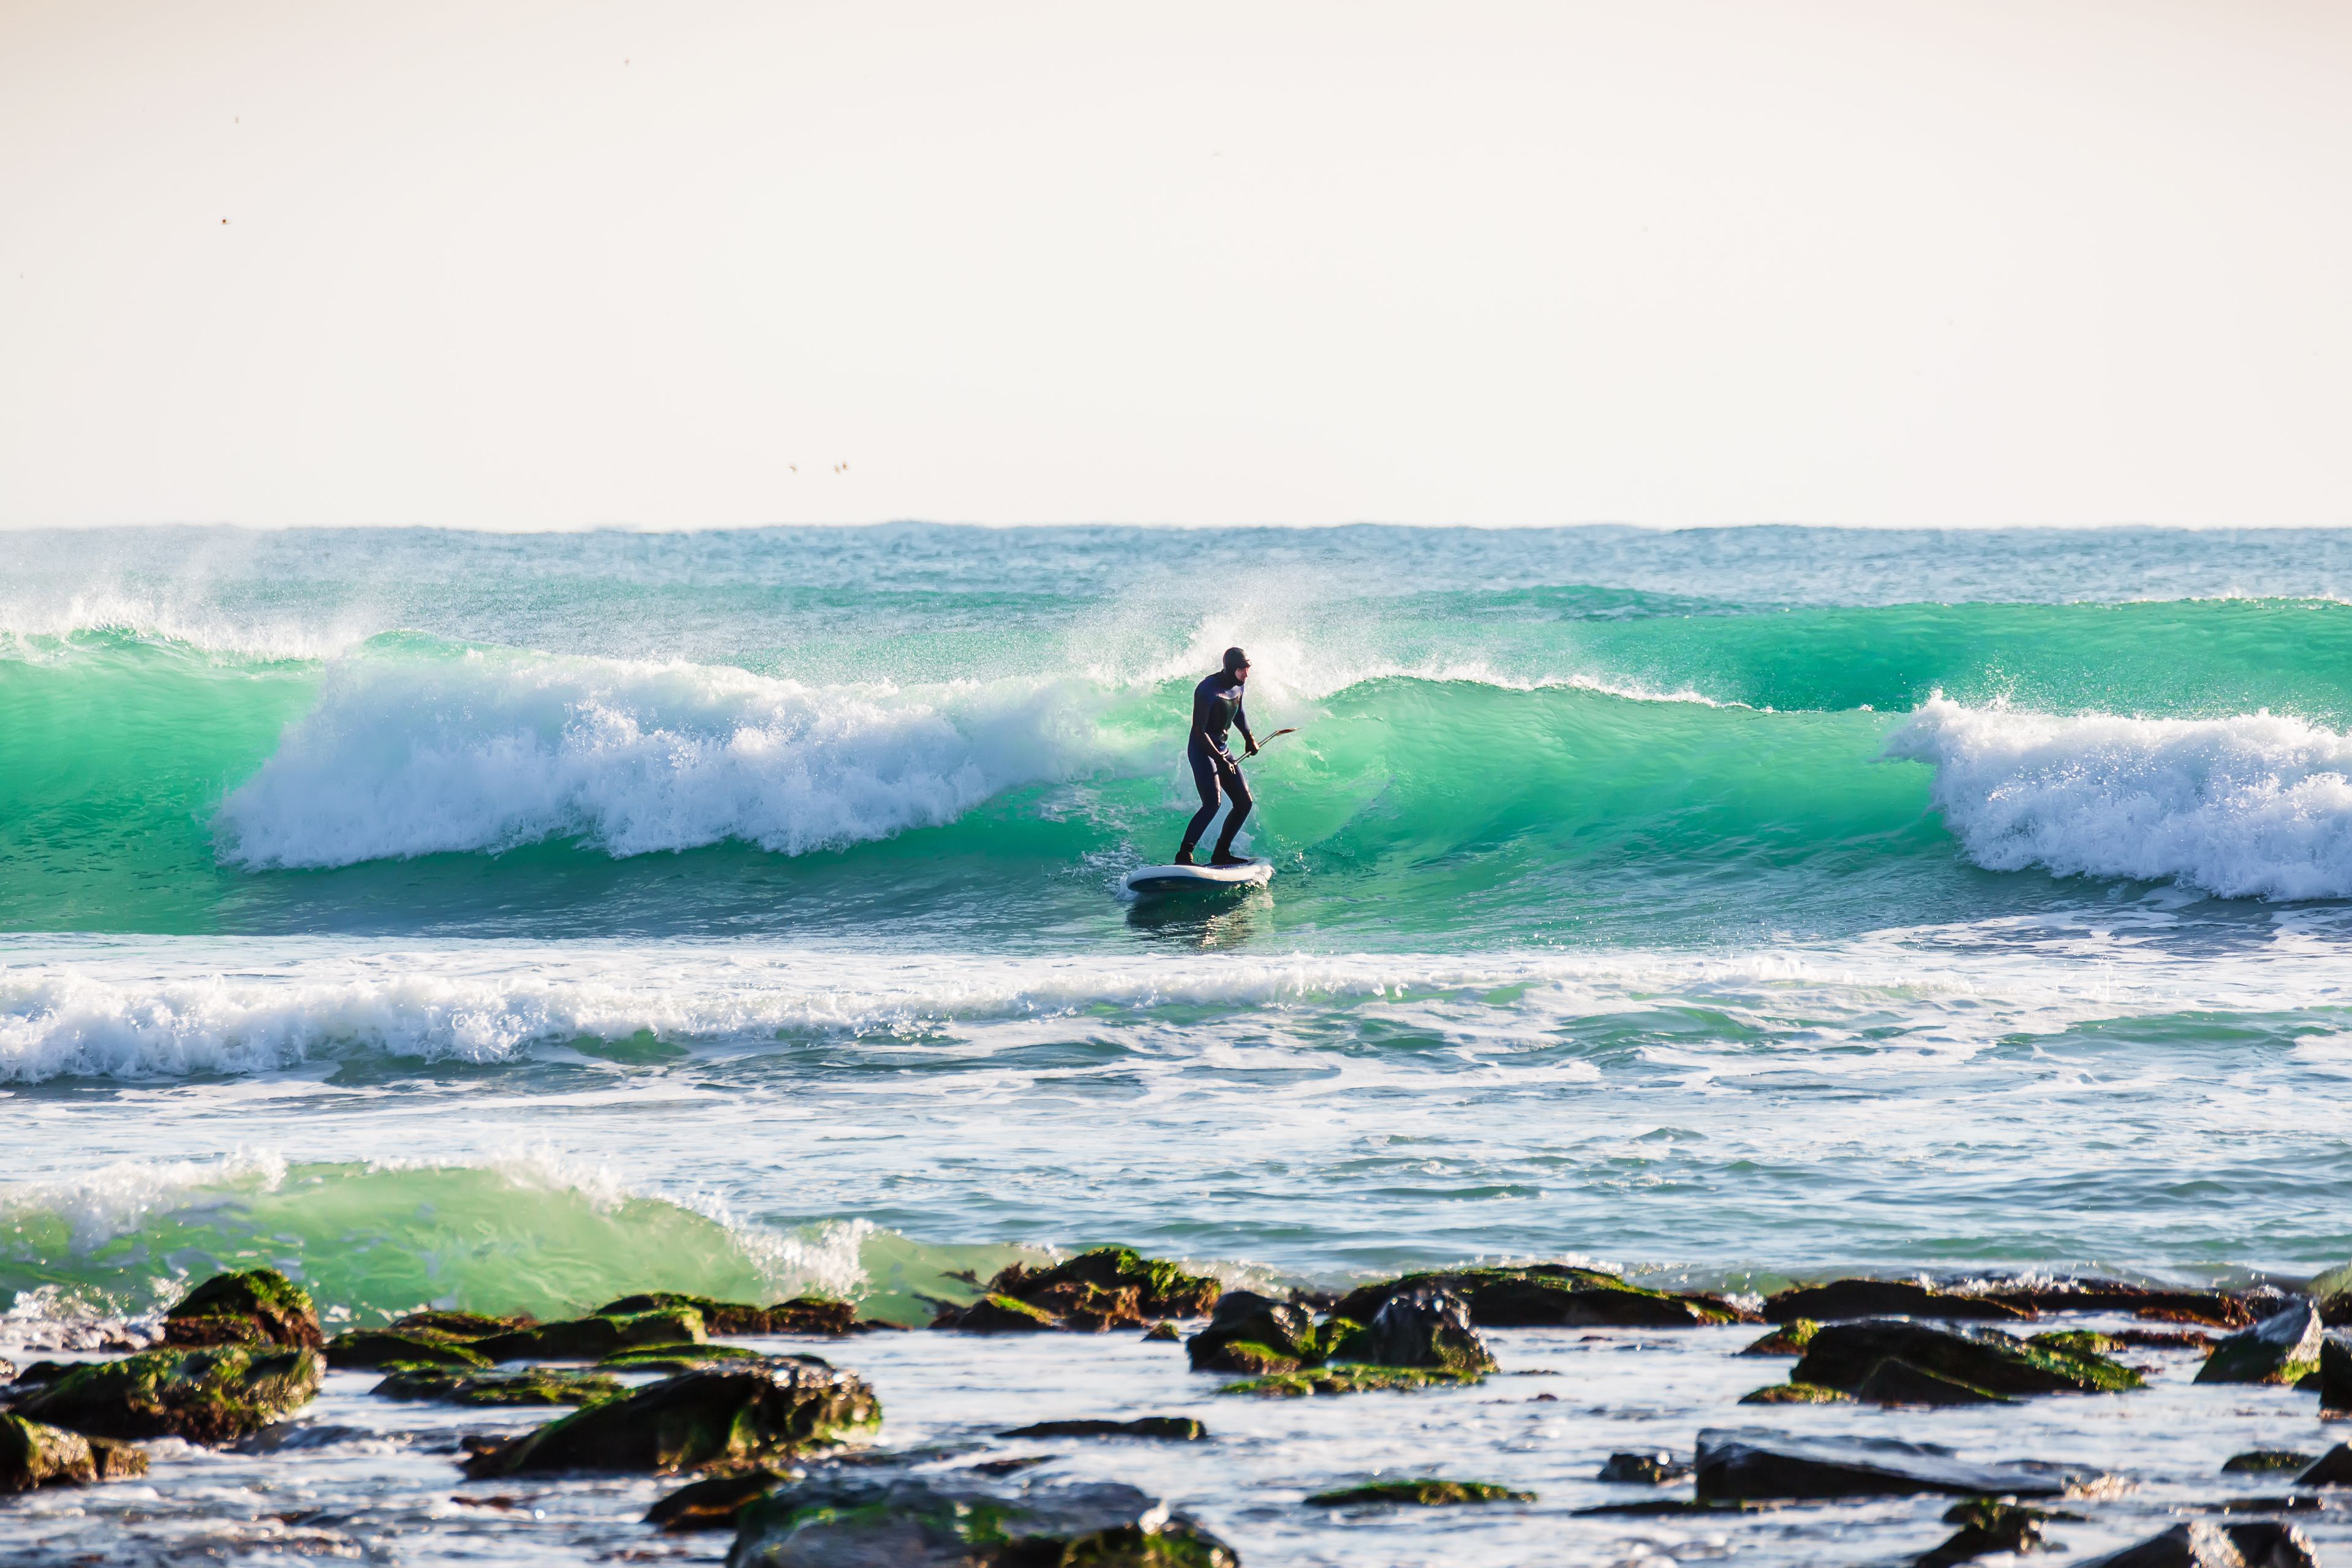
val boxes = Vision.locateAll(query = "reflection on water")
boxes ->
[1124,884,1277,949]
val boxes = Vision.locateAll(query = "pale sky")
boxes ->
[2,0,2348,529]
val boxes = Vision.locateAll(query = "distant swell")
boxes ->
[214,652,1117,867]
[1886,697,2352,899]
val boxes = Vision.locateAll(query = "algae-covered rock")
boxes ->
[598,1343,770,1373]
[2075,1520,2316,1567]
[1360,1287,1497,1374]
[326,1330,491,1371]
[933,1248,1222,1333]
[1598,1452,1690,1483]
[1186,1294,1316,1374]
[474,1308,707,1363]
[598,1292,778,1335]
[2030,1330,2120,1358]
[726,1477,1238,1568]
[162,1268,326,1350]
[1333,1265,1740,1329]
[1856,1359,2015,1407]
[1741,1321,1819,1355]
[1792,1319,2142,1396]
[2319,1338,2352,1412]
[2195,1303,2324,1386]
[1144,1322,1181,1343]
[463,1360,876,1477]
[1,1414,148,1491]
[15,1345,323,1444]
[931,1294,1058,1333]
[2295,1444,2352,1487]
[387,1310,530,1339]
[1987,1280,2255,1329]
[1693,1428,2089,1501]
[1000,1417,1207,1441]
[1739,1382,1852,1404]
[372,1368,622,1406]
[767,1298,861,1336]
[1762,1280,2029,1324]
[1916,1499,2058,1567]
[647,1468,791,1532]
[2223,1450,2315,1474]
[1307,1479,1532,1506]
[1219,1365,1482,1397]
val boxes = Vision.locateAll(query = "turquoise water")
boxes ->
[4,524,2351,1327]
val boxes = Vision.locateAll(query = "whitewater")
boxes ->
[6,524,2352,1566]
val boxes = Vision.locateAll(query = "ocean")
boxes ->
[4,522,2351,1564]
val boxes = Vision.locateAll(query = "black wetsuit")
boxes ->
[1180,671,1256,859]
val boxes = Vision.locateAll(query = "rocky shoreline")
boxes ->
[6,1253,2352,1565]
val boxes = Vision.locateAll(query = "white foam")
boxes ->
[213,652,1128,867]
[1885,696,2352,900]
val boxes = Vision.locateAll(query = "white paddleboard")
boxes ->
[1121,861,1275,895]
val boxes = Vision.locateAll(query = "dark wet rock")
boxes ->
[931,1248,1222,1333]
[473,1308,707,1363]
[2032,1330,2121,1357]
[1219,1365,1482,1396]
[1763,1280,2030,1324]
[1739,1382,1853,1404]
[325,1330,491,1371]
[162,1268,326,1350]
[4,1360,70,1388]
[2198,1304,2324,1386]
[767,1299,863,1336]
[1792,1318,2143,1396]
[1598,1451,1690,1483]
[647,1467,791,1532]
[2119,1329,2218,1351]
[2075,1520,2318,1567]
[1185,1293,1317,1374]
[372,1368,623,1406]
[1144,1322,1181,1343]
[2226,1452,2318,1474]
[598,1343,771,1373]
[2317,1338,2352,1412]
[600,1292,780,1336]
[1741,1321,1819,1355]
[1001,1417,1207,1441]
[2320,1292,2352,1328]
[462,1360,877,1477]
[1575,1498,1790,1517]
[1333,1265,1743,1329]
[1988,1280,2256,1329]
[1307,1478,1532,1506]
[1692,1428,2092,1501]
[387,1311,530,1340]
[1361,1287,1498,1374]
[15,1345,324,1444]
[1917,1499,2060,1566]
[726,1476,1237,1567]
[2294,1445,2352,1487]
[932,1294,1059,1333]
[2,1414,148,1491]
[1858,1359,2016,1407]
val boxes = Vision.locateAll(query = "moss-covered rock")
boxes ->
[1986,1279,2255,1327]
[727,1477,1238,1568]
[1144,1322,1181,1343]
[1738,1382,1852,1404]
[1597,1451,1690,1483]
[1740,1320,1820,1355]
[932,1294,1059,1333]
[1333,1265,1740,1329]
[1308,1479,1532,1506]
[1,1414,148,1491]
[597,1292,781,1336]
[162,1268,325,1351]
[2029,1330,2120,1358]
[1762,1279,2029,1324]
[1792,1319,2141,1397]
[598,1343,770,1374]
[1185,1294,1316,1373]
[1855,1359,2014,1407]
[2223,1450,2315,1474]
[1000,1417,1207,1441]
[325,1330,491,1371]
[1917,1499,2059,1567]
[931,1248,1221,1333]
[386,1311,531,1339]
[2196,1303,2324,1385]
[462,1360,877,1477]
[372,1368,623,1406]
[766,1298,861,1336]
[647,1467,791,1531]
[473,1308,707,1363]
[1357,1287,1497,1374]
[1219,1365,1482,1397]
[15,1345,323,1444]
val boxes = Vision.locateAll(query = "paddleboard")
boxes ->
[1121,861,1275,895]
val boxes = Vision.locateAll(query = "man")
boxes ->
[1176,646,1259,867]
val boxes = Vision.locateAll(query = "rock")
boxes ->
[1360,1288,1498,1374]
[1987,1280,2256,1329]
[1185,1293,1317,1374]
[767,1298,861,1336]
[2321,1292,2352,1328]
[1741,1321,1819,1355]
[647,1468,791,1531]
[0,1356,12,1384]
[929,1294,1058,1333]
[1000,1417,1207,1441]
[387,1311,530,1339]
[2118,1329,2217,1350]
[2075,1520,2317,1567]
[2197,1305,2324,1385]
[598,1344,771,1373]
[1333,1265,1741,1329]
[1219,1365,1482,1396]
[1917,1499,2059,1566]
[1739,1383,1853,1404]
[1857,1359,2015,1407]
[15,1346,324,1444]
[978,1247,1223,1330]
[162,1268,326,1350]
[2225,1451,2317,1474]
[1,1414,148,1491]
[1307,1479,1532,1506]
[600,1292,779,1335]
[462,1360,878,1477]
[1763,1280,2030,1324]
[726,1476,1238,1568]
[5,1360,70,1388]
[2032,1330,2120,1357]
[2317,1338,2352,1412]
[1792,1319,2143,1396]
[1692,1428,2091,1501]
[473,1308,707,1363]
[1144,1322,1180,1342]
[325,1330,491,1370]
[1598,1451,1690,1483]
[2294,1444,2352,1487]
[372,1368,622,1405]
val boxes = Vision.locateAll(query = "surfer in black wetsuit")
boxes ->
[1176,647,1259,866]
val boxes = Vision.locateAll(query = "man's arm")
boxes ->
[1236,693,1258,755]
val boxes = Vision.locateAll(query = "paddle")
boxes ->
[1246,728,1298,755]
